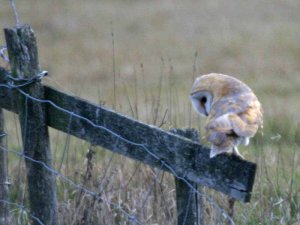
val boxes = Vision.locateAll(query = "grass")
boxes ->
[0,0,300,224]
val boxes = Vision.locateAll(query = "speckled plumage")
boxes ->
[190,73,263,158]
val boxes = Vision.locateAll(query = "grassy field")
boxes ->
[0,0,300,224]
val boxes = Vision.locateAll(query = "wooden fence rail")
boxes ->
[0,25,256,225]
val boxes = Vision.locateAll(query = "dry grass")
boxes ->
[1,0,300,224]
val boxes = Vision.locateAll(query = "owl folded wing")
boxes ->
[206,114,240,154]
[206,112,258,158]
[206,111,259,139]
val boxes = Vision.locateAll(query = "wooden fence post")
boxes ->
[171,128,204,225]
[0,109,9,224]
[4,25,58,225]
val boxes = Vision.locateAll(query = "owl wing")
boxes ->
[210,91,263,134]
[206,113,255,158]
[206,114,239,157]
[207,111,259,139]
[206,119,237,158]
[211,92,258,117]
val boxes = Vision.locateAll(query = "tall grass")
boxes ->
[0,0,300,224]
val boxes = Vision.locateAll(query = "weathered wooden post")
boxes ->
[4,25,58,225]
[0,109,9,224]
[171,128,204,225]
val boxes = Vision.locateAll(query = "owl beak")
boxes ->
[201,99,209,116]
[204,108,209,117]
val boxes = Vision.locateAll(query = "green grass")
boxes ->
[0,0,300,224]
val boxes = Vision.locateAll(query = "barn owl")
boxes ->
[190,73,263,158]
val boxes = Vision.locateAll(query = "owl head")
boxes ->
[189,73,252,117]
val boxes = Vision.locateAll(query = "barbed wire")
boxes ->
[0,132,7,137]
[0,70,235,225]
[5,70,48,87]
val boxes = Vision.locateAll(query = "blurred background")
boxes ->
[0,0,300,224]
